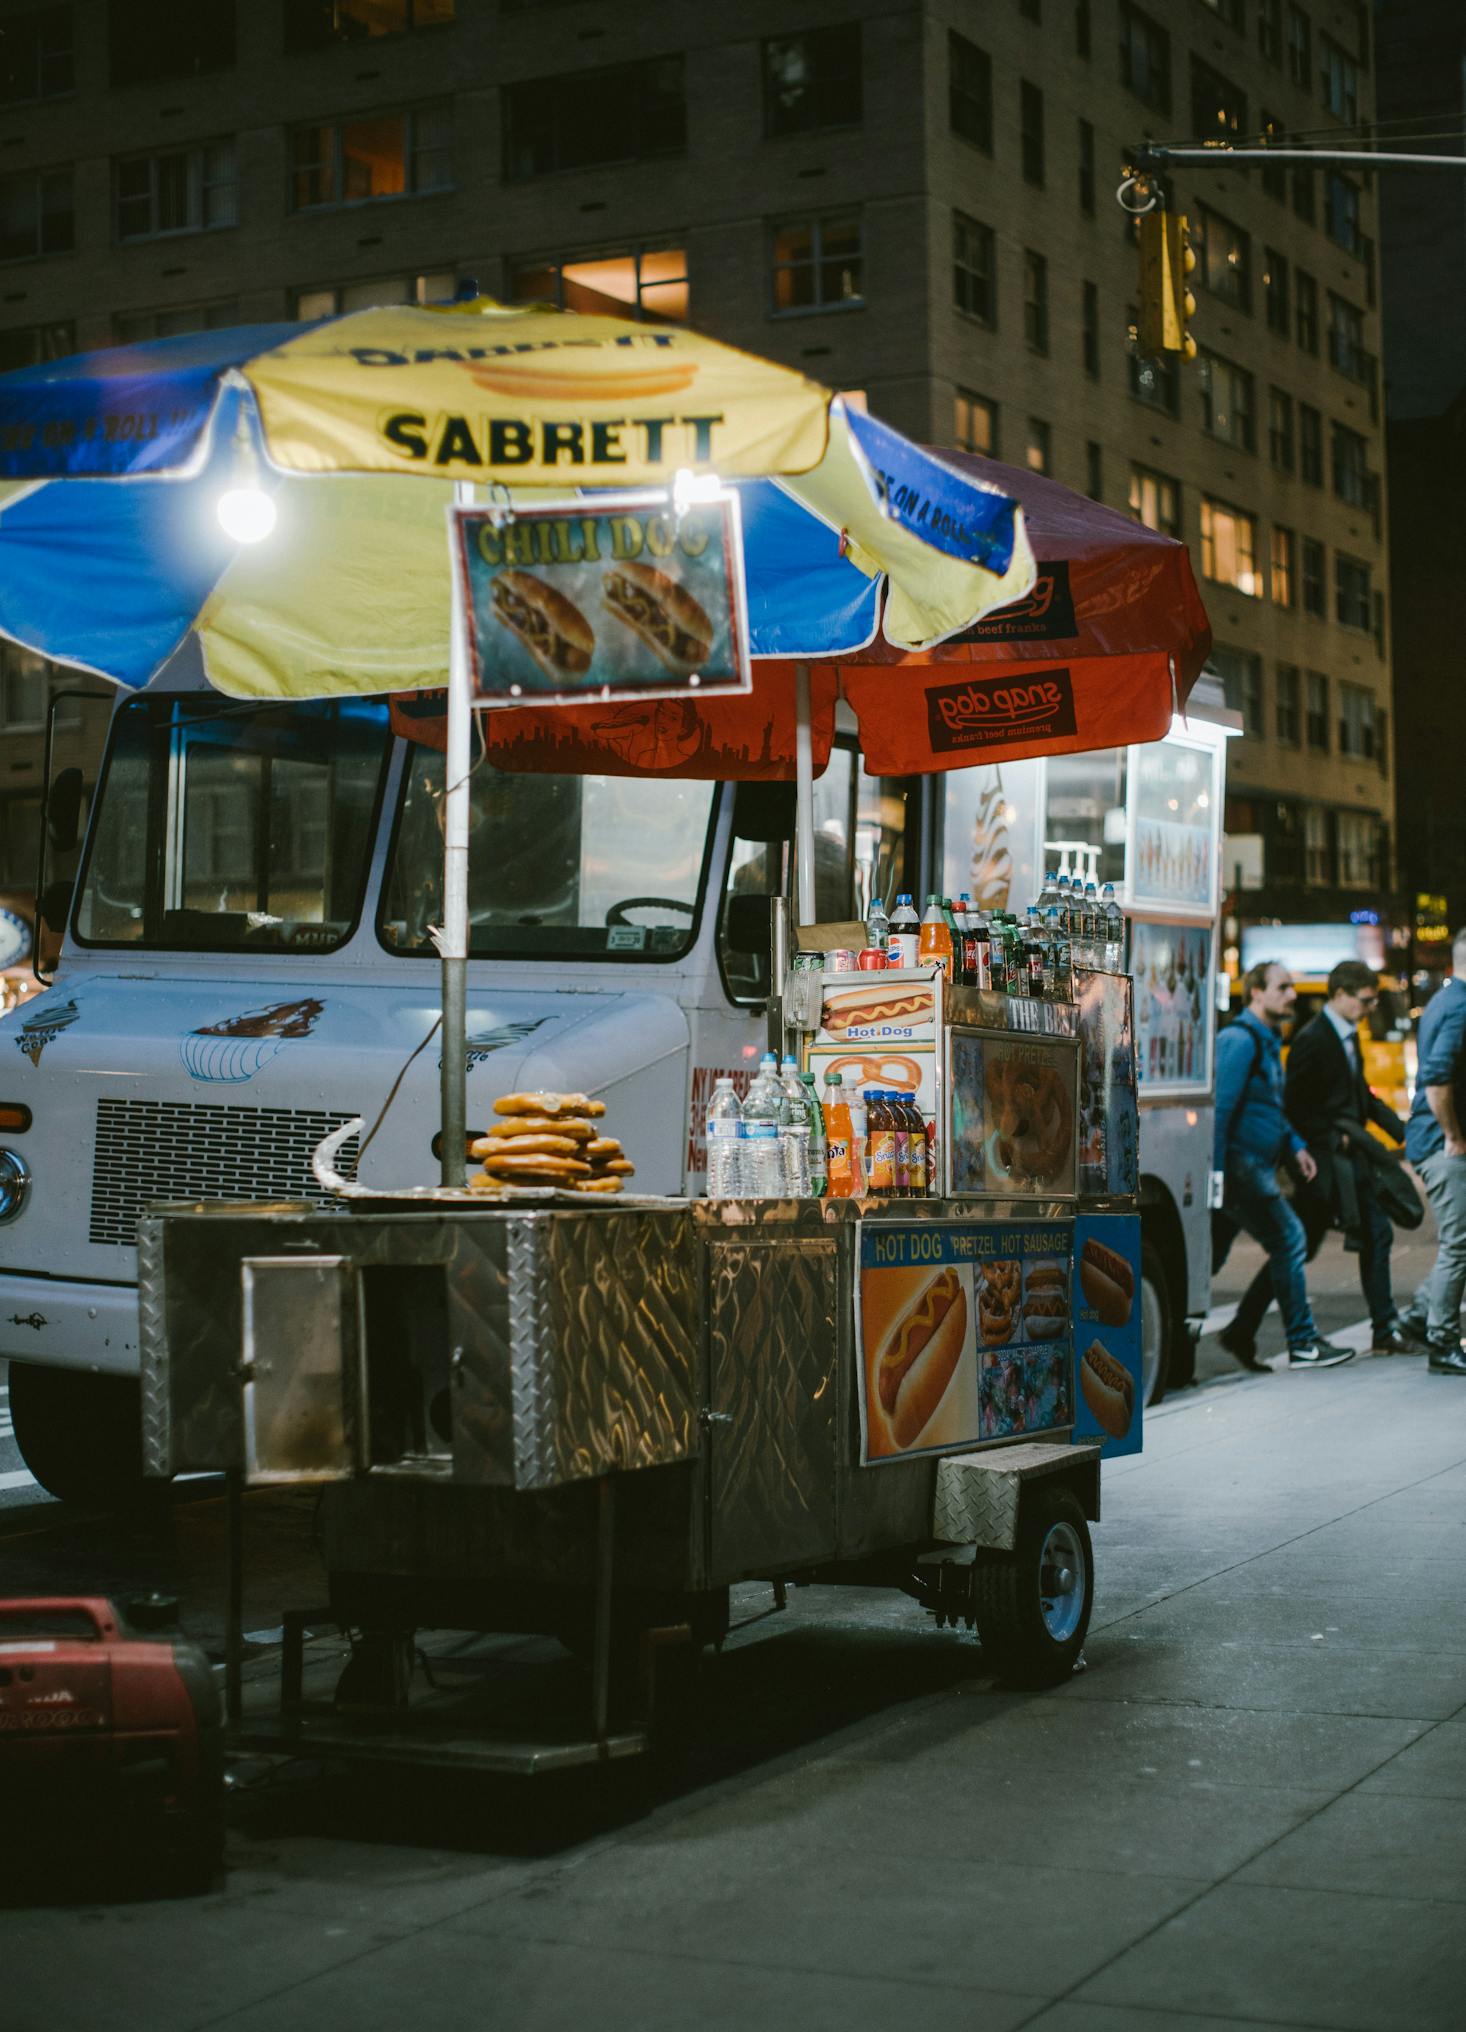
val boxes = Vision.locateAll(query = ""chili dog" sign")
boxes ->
[453,491,751,709]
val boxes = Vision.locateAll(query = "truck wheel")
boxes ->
[973,1485,1093,1689]
[8,1362,147,1508]
[1139,1240,1172,1408]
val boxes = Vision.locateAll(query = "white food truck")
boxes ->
[0,671,1233,1503]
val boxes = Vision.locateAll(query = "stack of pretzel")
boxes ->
[468,1092,635,1196]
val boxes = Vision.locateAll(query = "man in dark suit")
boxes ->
[1287,961,1412,1352]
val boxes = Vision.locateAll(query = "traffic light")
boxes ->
[1138,211,1197,360]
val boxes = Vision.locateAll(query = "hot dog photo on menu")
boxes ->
[1071,1212,1144,1457]
[857,1244,979,1461]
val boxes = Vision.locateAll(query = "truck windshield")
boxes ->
[380,743,716,960]
[74,695,390,952]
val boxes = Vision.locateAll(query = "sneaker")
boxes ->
[1286,1340,1356,1370]
[1371,1328,1421,1356]
[1219,1323,1271,1372]
[1426,1337,1466,1377]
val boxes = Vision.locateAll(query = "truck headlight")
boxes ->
[0,1148,30,1223]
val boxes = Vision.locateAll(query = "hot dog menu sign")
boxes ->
[453,492,751,709]
[856,1219,1077,1464]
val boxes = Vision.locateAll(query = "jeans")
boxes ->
[1232,1158,1397,1342]
[1417,1149,1466,1337]
[1222,1152,1318,1349]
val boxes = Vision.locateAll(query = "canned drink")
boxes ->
[856,948,888,970]
[793,951,824,971]
[823,948,858,973]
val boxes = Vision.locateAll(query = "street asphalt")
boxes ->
[2,1213,1464,2031]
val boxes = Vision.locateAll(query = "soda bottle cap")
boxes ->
[826,1071,842,1086]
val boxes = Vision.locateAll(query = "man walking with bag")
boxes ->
[1215,961,1353,1370]
[1402,931,1466,1376]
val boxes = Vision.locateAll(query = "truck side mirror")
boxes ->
[39,877,74,931]
[731,781,795,843]
[724,894,775,956]
[46,767,84,854]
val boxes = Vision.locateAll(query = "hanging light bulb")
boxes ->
[216,410,277,543]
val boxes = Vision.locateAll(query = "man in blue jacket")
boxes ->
[1214,961,1353,1369]
[1401,932,1466,1375]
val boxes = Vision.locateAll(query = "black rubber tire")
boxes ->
[7,1361,149,1508]
[973,1484,1094,1689]
[1139,1239,1173,1408]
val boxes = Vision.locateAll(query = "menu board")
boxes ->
[1075,969,1139,1198]
[856,1218,1075,1463]
[947,1029,1078,1198]
[1072,1212,1143,1459]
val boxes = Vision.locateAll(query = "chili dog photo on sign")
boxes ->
[453,491,751,709]
[1071,1211,1143,1459]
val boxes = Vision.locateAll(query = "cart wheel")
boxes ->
[973,1484,1093,1689]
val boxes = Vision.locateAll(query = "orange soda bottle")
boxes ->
[918,894,953,976]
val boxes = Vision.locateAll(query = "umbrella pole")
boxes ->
[440,483,473,1187]
[794,662,816,929]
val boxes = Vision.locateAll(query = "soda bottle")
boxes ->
[949,897,970,986]
[742,1052,787,1196]
[1101,882,1125,971]
[866,893,890,959]
[886,893,919,967]
[801,1072,827,1197]
[987,914,1008,995]
[866,1090,896,1195]
[970,908,992,990]
[886,1090,911,1195]
[779,1054,811,1197]
[705,1076,743,1198]
[918,895,953,977]
[823,1071,859,1198]
[847,1081,869,1189]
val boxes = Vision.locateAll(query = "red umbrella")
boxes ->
[393,449,1210,779]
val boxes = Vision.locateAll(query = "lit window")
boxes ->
[953,389,997,456]
[513,247,688,325]
[1270,527,1295,608]
[293,272,456,320]
[289,105,451,210]
[1026,417,1050,474]
[1129,464,1179,537]
[771,214,863,314]
[284,1,454,53]
[1200,498,1260,596]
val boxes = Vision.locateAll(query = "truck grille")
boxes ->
[89,1098,361,1248]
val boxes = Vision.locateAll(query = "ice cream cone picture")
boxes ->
[15,994,80,1067]
[181,998,325,1084]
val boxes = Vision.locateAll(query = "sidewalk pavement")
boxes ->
[5,1305,1466,2030]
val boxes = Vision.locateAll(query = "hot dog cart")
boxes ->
[137,959,1143,1771]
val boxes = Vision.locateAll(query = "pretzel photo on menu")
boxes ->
[978,1259,1021,1346]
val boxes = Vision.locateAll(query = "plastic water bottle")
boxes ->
[1056,872,1073,932]
[779,1055,812,1197]
[865,894,889,958]
[886,893,919,968]
[742,1052,787,1196]
[1046,906,1071,1000]
[1038,869,1061,915]
[801,1072,827,1197]
[1101,882,1125,971]
[706,1077,744,1199]
[1081,880,1100,967]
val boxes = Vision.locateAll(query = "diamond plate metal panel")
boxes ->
[933,1441,1103,1549]
[136,1215,171,1477]
[707,1239,837,1578]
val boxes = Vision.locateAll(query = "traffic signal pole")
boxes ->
[1132,145,1466,173]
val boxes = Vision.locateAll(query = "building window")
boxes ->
[949,32,992,151]
[1076,0,1091,60]
[1258,0,1282,63]
[1193,205,1251,312]
[1026,418,1051,474]
[1263,248,1289,335]
[1303,803,1332,883]
[1020,80,1046,185]
[0,5,74,102]
[1213,644,1264,734]
[1276,662,1300,743]
[1331,422,1373,511]
[1086,440,1103,500]
[953,389,997,455]
[0,319,74,370]
[771,213,862,313]
[0,641,49,728]
[283,1,454,51]
[115,141,237,242]
[1082,278,1099,378]
[114,299,240,342]
[1023,249,1049,353]
[1268,388,1295,471]
[502,58,684,180]
[1335,553,1372,631]
[0,167,74,261]
[1325,173,1362,259]
[1259,112,1287,200]
[1328,292,1368,380]
[291,104,451,209]
[1336,810,1379,889]
[1299,402,1322,484]
[1338,681,1377,760]
[1191,58,1247,138]
[1295,268,1318,352]
[1319,34,1359,122]
[1292,162,1315,226]
[1127,313,1179,415]
[1129,463,1179,536]
[297,271,455,320]
[1120,4,1170,112]
[1302,539,1326,617]
[1286,4,1312,89]
[1200,498,1260,595]
[1306,670,1329,750]
[762,25,862,138]
[108,0,233,86]
[953,212,996,325]
[1199,353,1256,452]
[1077,117,1095,214]
[512,245,687,323]
[1199,0,1244,26]
[1271,526,1295,607]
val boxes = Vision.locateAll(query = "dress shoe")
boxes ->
[1395,1311,1431,1347]
[1371,1328,1421,1356]
[1219,1324,1270,1372]
[1286,1340,1355,1369]
[1426,1337,1466,1376]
